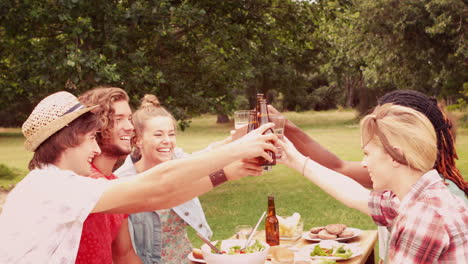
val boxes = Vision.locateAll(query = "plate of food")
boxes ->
[302,224,361,242]
[298,240,362,261]
[188,248,206,263]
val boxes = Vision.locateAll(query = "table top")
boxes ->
[190,229,378,264]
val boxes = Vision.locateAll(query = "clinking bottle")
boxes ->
[257,98,276,169]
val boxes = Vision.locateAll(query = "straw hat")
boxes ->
[22,91,97,152]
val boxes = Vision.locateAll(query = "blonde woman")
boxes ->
[278,103,467,263]
[115,95,263,263]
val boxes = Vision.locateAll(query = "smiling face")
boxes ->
[137,116,176,165]
[59,130,101,176]
[361,140,395,191]
[99,100,134,157]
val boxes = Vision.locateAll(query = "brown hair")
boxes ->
[78,86,129,144]
[361,103,437,173]
[28,112,102,170]
[131,94,176,159]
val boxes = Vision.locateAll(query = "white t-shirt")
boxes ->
[0,165,113,264]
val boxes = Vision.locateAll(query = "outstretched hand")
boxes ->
[276,136,306,173]
[233,123,278,162]
[224,158,263,181]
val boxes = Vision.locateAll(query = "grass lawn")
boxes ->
[1,110,467,262]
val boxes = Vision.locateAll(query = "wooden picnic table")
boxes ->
[190,229,378,264]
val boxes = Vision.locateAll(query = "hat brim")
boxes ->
[24,105,98,152]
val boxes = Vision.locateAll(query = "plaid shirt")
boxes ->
[369,170,468,264]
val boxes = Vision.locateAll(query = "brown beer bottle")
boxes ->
[255,93,264,117]
[265,195,280,246]
[257,98,276,167]
[247,110,258,132]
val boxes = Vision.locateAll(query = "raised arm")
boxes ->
[269,106,373,188]
[278,137,370,215]
[93,123,277,213]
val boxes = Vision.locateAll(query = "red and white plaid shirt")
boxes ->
[369,169,468,264]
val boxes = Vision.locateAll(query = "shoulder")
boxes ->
[173,147,190,159]
[444,179,468,204]
[400,198,466,240]
[114,155,138,178]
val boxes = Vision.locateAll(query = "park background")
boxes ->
[0,0,467,261]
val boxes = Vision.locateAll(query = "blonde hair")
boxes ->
[360,103,437,172]
[131,94,176,159]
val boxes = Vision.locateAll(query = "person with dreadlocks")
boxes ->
[268,90,467,263]
[277,103,468,263]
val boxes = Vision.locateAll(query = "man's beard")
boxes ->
[99,141,131,158]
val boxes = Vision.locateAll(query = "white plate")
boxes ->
[298,241,362,261]
[302,227,362,242]
[187,252,206,263]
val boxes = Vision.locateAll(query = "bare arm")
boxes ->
[111,159,263,214]
[269,106,373,188]
[278,137,371,215]
[93,124,277,213]
[112,219,142,264]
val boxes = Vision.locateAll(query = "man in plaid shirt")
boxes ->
[369,169,468,263]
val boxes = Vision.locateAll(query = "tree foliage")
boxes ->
[0,0,466,126]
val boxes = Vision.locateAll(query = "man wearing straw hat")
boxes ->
[0,91,277,263]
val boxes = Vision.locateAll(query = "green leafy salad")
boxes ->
[310,244,353,259]
[211,240,266,254]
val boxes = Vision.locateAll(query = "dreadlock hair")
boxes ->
[378,90,467,195]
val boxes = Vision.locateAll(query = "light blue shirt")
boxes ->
[114,148,212,264]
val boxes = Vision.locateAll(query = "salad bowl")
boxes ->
[201,239,269,264]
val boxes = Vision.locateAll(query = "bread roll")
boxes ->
[270,246,294,264]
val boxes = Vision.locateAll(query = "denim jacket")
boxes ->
[114,149,213,264]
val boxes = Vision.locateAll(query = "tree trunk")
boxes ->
[216,114,230,123]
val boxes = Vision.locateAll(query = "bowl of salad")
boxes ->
[201,239,269,264]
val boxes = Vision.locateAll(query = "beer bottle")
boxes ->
[255,93,264,117]
[247,110,258,132]
[257,98,276,167]
[265,195,280,246]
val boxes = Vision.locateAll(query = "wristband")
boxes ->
[209,169,228,187]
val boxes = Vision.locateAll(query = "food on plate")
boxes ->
[318,230,337,240]
[212,239,266,255]
[278,212,302,238]
[269,246,294,264]
[338,230,354,238]
[324,224,347,235]
[309,233,320,239]
[310,243,353,259]
[309,224,354,240]
[309,226,325,233]
[192,248,204,260]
